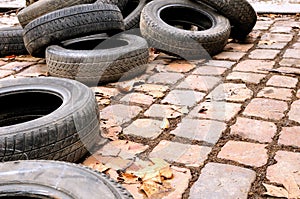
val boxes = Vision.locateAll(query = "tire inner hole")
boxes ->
[65,38,128,50]
[0,91,63,127]
[160,6,213,31]
[123,0,139,18]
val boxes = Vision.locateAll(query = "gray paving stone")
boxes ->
[149,140,211,167]
[207,83,253,102]
[170,118,226,144]
[189,163,256,199]
[204,60,236,68]
[123,119,163,139]
[101,104,142,126]
[177,75,221,92]
[144,104,183,119]
[162,90,206,107]
[288,100,300,123]
[147,72,184,85]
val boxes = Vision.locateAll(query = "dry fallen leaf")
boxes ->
[82,156,110,173]
[118,171,140,184]
[282,176,300,199]
[263,183,289,198]
[258,40,276,45]
[160,118,170,130]
[140,179,174,199]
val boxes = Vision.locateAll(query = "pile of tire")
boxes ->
[0,0,257,85]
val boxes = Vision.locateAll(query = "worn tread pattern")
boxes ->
[23,3,124,57]
[96,0,128,11]
[193,0,257,39]
[46,34,149,85]
[123,0,147,30]
[0,160,133,199]
[17,0,97,28]
[0,77,103,162]
[140,0,231,59]
[0,27,28,57]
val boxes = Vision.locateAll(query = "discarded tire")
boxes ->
[140,0,231,59]
[46,33,149,85]
[0,160,133,199]
[193,0,257,39]
[17,0,97,28]
[123,0,147,30]
[96,0,128,11]
[0,26,28,57]
[0,77,104,162]
[23,3,124,57]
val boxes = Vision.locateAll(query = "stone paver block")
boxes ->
[292,43,300,49]
[284,49,300,59]
[0,69,14,78]
[166,60,196,73]
[275,67,300,75]
[270,26,292,33]
[267,151,300,185]
[101,104,142,125]
[218,141,268,167]
[207,83,253,102]
[261,33,293,42]
[16,64,48,77]
[147,72,184,85]
[162,90,205,107]
[123,119,163,139]
[188,101,242,122]
[267,75,298,88]
[213,51,246,61]
[297,90,300,98]
[144,104,183,119]
[257,42,288,50]
[204,60,236,68]
[243,98,288,120]
[171,118,226,144]
[226,71,266,84]
[233,60,275,74]
[289,100,300,123]
[98,140,148,159]
[121,93,155,106]
[189,163,256,199]
[0,61,33,72]
[279,126,300,147]
[253,21,273,30]
[192,66,227,76]
[249,49,280,60]
[280,58,300,67]
[231,117,276,143]
[164,166,192,199]
[224,43,254,52]
[0,60,7,66]
[257,87,293,101]
[149,140,211,167]
[177,75,221,92]
[91,87,119,98]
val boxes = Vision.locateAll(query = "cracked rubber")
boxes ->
[140,0,231,59]
[46,33,149,85]
[0,77,104,162]
[0,160,133,199]
[193,0,257,39]
[23,3,124,57]
[17,0,97,28]
[0,26,28,57]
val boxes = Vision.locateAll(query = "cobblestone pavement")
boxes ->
[1,13,300,199]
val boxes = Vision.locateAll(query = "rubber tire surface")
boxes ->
[123,0,147,30]
[0,160,133,199]
[18,0,97,28]
[0,26,28,57]
[96,0,128,11]
[193,0,257,39]
[140,0,231,59]
[23,3,124,57]
[46,33,149,85]
[0,77,103,162]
